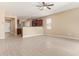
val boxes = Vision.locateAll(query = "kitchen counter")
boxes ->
[22,27,44,38]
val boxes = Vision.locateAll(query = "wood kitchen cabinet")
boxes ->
[17,19,22,36]
[32,19,43,26]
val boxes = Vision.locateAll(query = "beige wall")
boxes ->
[42,8,79,38]
[0,11,5,39]
[19,19,32,27]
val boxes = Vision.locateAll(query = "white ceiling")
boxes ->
[0,2,79,19]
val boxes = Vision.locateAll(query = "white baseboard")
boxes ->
[46,34,79,40]
[23,34,44,38]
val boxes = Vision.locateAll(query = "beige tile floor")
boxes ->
[0,33,79,56]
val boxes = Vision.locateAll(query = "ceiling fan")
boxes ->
[37,2,54,10]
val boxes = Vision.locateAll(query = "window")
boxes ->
[46,18,52,30]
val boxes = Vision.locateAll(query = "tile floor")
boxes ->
[0,34,79,56]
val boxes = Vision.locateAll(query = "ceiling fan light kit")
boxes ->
[37,2,54,10]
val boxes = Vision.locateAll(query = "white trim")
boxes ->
[46,34,79,40]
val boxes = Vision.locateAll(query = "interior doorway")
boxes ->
[5,17,15,38]
[5,21,11,33]
[5,18,11,38]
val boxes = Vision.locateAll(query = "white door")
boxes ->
[5,22,10,32]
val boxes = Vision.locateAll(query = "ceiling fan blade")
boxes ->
[47,4,54,6]
[47,7,51,10]
[42,2,46,5]
[36,5,42,7]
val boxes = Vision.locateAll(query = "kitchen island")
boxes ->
[22,27,44,38]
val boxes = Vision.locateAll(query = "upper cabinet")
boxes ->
[32,19,43,26]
